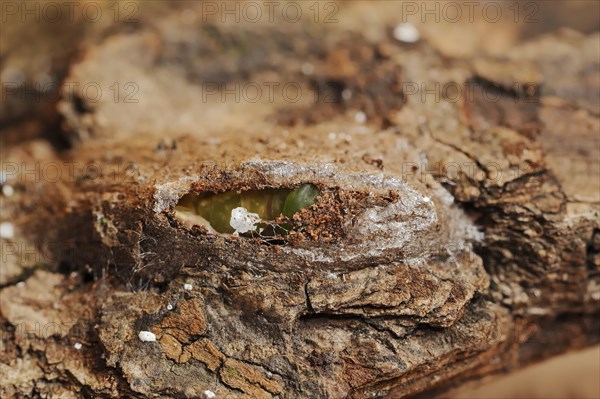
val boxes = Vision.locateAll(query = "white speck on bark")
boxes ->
[203,390,216,398]
[138,331,156,342]
[301,62,314,75]
[326,271,338,279]
[2,184,14,197]
[230,207,261,234]
[0,222,14,239]
[74,342,82,350]
[393,23,420,43]
[342,88,352,100]
[354,111,367,124]
[184,283,193,291]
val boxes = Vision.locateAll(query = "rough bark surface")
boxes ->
[1,3,599,399]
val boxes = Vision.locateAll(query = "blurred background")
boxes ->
[1,1,599,398]
[2,0,599,146]
[450,345,600,398]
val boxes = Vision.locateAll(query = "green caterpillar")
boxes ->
[175,184,320,235]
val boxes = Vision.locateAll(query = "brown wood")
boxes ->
[1,2,598,398]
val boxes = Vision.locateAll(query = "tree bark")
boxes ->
[1,3,599,398]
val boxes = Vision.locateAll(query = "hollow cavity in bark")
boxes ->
[174,184,320,236]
